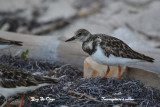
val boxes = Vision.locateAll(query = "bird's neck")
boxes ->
[82,34,92,43]
[82,34,97,55]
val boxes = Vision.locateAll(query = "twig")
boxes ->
[0,100,7,107]
[52,75,67,81]
[123,101,138,105]
[55,64,72,72]
[125,23,135,31]
[137,30,160,42]
[123,0,152,7]
[68,90,100,102]
[30,18,70,35]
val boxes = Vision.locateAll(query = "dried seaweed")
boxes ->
[0,55,160,107]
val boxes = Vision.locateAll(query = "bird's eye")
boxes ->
[78,32,82,36]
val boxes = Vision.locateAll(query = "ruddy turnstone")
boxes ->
[0,37,22,49]
[65,29,154,78]
[0,64,58,107]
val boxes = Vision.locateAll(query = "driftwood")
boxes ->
[68,90,100,102]
[0,31,160,90]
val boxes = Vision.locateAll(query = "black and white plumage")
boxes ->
[65,29,154,78]
[0,64,58,106]
[66,29,154,65]
[0,38,22,49]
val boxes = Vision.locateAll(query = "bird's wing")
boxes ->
[0,65,38,88]
[0,64,58,88]
[97,34,154,62]
[0,38,23,46]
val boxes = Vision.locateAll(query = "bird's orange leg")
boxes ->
[7,100,10,107]
[118,66,122,79]
[104,66,110,78]
[19,93,25,107]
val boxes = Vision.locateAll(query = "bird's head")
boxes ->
[65,29,92,42]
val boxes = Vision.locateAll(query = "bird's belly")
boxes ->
[0,83,49,98]
[91,45,139,66]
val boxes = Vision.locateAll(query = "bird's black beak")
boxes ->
[65,36,76,42]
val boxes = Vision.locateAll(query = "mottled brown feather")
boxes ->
[83,34,154,62]
[0,64,58,88]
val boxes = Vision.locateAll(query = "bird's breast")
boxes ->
[82,41,95,55]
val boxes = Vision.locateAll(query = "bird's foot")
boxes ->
[104,66,110,78]
[7,100,10,107]
[19,93,25,107]
[118,66,122,79]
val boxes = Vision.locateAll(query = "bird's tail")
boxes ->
[142,55,154,62]
[10,41,23,46]
[134,51,154,63]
